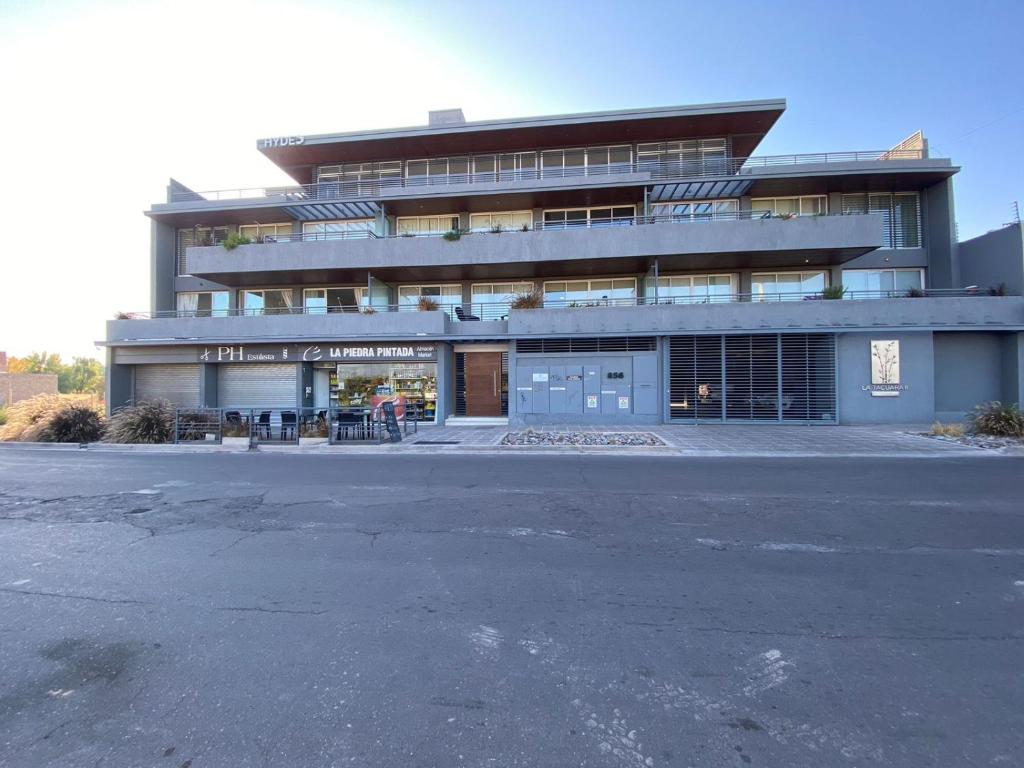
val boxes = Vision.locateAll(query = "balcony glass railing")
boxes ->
[168,149,929,203]
[116,288,982,323]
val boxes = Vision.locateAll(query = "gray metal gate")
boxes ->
[217,364,297,408]
[134,364,201,408]
[669,334,835,422]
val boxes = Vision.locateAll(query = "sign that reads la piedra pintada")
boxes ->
[199,344,436,363]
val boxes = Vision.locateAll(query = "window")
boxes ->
[543,206,636,229]
[656,275,735,304]
[752,271,828,301]
[751,196,827,217]
[471,152,538,181]
[468,211,534,232]
[540,148,586,177]
[396,215,460,236]
[471,282,535,320]
[544,279,637,306]
[398,284,462,316]
[303,287,368,313]
[406,157,470,184]
[317,161,401,185]
[238,222,294,243]
[176,291,229,317]
[176,226,228,275]
[302,220,374,240]
[241,289,294,316]
[841,192,921,248]
[841,269,924,298]
[650,199,738,221]
[636,138,728,173]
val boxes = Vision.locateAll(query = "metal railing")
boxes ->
[326,405,417,444]
[168,149,929,203]
[131,288,984,324]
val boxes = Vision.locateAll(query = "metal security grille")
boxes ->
[669,334,835,422]
[217,364,297,408]
[176,227,228,275]
[516,337,656,354]
[841,193,921,248]
[134,364,201,408]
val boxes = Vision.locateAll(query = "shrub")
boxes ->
[0,406,6,427]
[442,229,462,241]
[929,422,964,438]
[222,419,250,438]
[104,400,175,444]
[510,290,544,310]
[222,232,252,250]
[968,401,1024,437]
[905,287,926,298]
[0,394,99,442]
[361,306,376,315]
[417,296,440,311]
[300,421,328,438]
[39,405,105,443]
[821,284,846,300]
[988,283,1008,296]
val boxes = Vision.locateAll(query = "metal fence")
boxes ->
[172,407,419,445]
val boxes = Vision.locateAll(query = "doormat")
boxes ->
[501,431,665,446]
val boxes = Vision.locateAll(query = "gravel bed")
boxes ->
[919,432,1024,450]
[501,430,666,447]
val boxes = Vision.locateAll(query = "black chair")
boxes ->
[454,306,480,322]
[280,411,297,441]
[335,411,364,441]
[256,411,272,439]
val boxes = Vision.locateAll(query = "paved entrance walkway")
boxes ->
[307,423,995,457]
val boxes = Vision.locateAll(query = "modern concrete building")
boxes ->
[103,99,1024,429]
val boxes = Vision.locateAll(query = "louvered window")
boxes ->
[176,227,227,275]
[670,334,835,422]
[842,192,921,248]
[516,337,656,354]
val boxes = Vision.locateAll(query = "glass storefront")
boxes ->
[331,362,438,423]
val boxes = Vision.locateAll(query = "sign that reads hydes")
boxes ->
[863,339,908,397]
[199,344,436,363]
[259,136,305,149]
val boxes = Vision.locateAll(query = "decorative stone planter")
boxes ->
[299,437,329,447]
[221,436,251,449]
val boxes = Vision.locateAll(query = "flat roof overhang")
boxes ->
[191,246,874,287]
[258,100,786,183]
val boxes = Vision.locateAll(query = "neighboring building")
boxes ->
[960,222,1024,298]
[103,99,1024,425]
[0,352,59,406]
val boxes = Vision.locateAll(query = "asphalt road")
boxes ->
[0,448,1022,767]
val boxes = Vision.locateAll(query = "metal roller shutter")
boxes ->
[218,364,297,408]
[134,364,201,408]
[669,334,836,422]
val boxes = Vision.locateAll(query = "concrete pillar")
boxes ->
[200,364,218,408]
[105,348,133,414]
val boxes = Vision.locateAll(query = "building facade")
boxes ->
[0,352,59,407]
[103,100,1024,426]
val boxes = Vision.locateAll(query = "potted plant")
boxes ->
[489,224,504,234]
[520,223,531,232]
[113,311,132,320]
[905,286,926,298]
[774,212,797,220]
[418,296,440,311]
[821,284,846,300]
[510,290,544,310]
[442,229,462,241]
[299,420,329,446]
[222,232,252,250]
[221,419,251,449]
[361,306,377,315]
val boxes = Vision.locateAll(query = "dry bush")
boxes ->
[103,400,175,444]
[929,422,964,438]
[0,394,100,442]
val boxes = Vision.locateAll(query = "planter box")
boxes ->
[299,437,329,446]
[222,436,250,449]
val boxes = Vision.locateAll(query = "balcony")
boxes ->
[153,149,948,214]
[184,211,886,285]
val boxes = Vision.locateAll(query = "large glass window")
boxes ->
[302,219,374,240]
[842,269,924,298]
[543,206,636,229]
[841,192,921,248]
[238,222,294,243]
[334,362,438,423]
[398,284,462,316]
[407,157,470,184]
[544,279,637,306]
[636,138,728,174]
[471,282,535,320]
[396,215,460,236]
[241,289,294,315]
[176,291,229,317]
[656,275,735,304]
[468,211,534,232]
[317,161,401,185]
[752,271,828,301]
[751,196,827,217]
[303,287,368,313]
[650,199,738,221]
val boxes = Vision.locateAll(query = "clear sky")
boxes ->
[1,0,1021,360]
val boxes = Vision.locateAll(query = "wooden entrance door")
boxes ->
[464,352,503,416]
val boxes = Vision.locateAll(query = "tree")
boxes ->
[65,357,105,395]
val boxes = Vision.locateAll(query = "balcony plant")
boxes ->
[510,290,544,310]
[520,223,531,232]
[442,229,462,242]
[820,285,846,300]
[417,296,440,311]
[222,232,252,250]
[774,212,798,220]
[361,306,376,315]
[113,311,132,320]
[905,287,926,298]
[988,283,1008,296]
[489,224,504,234]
